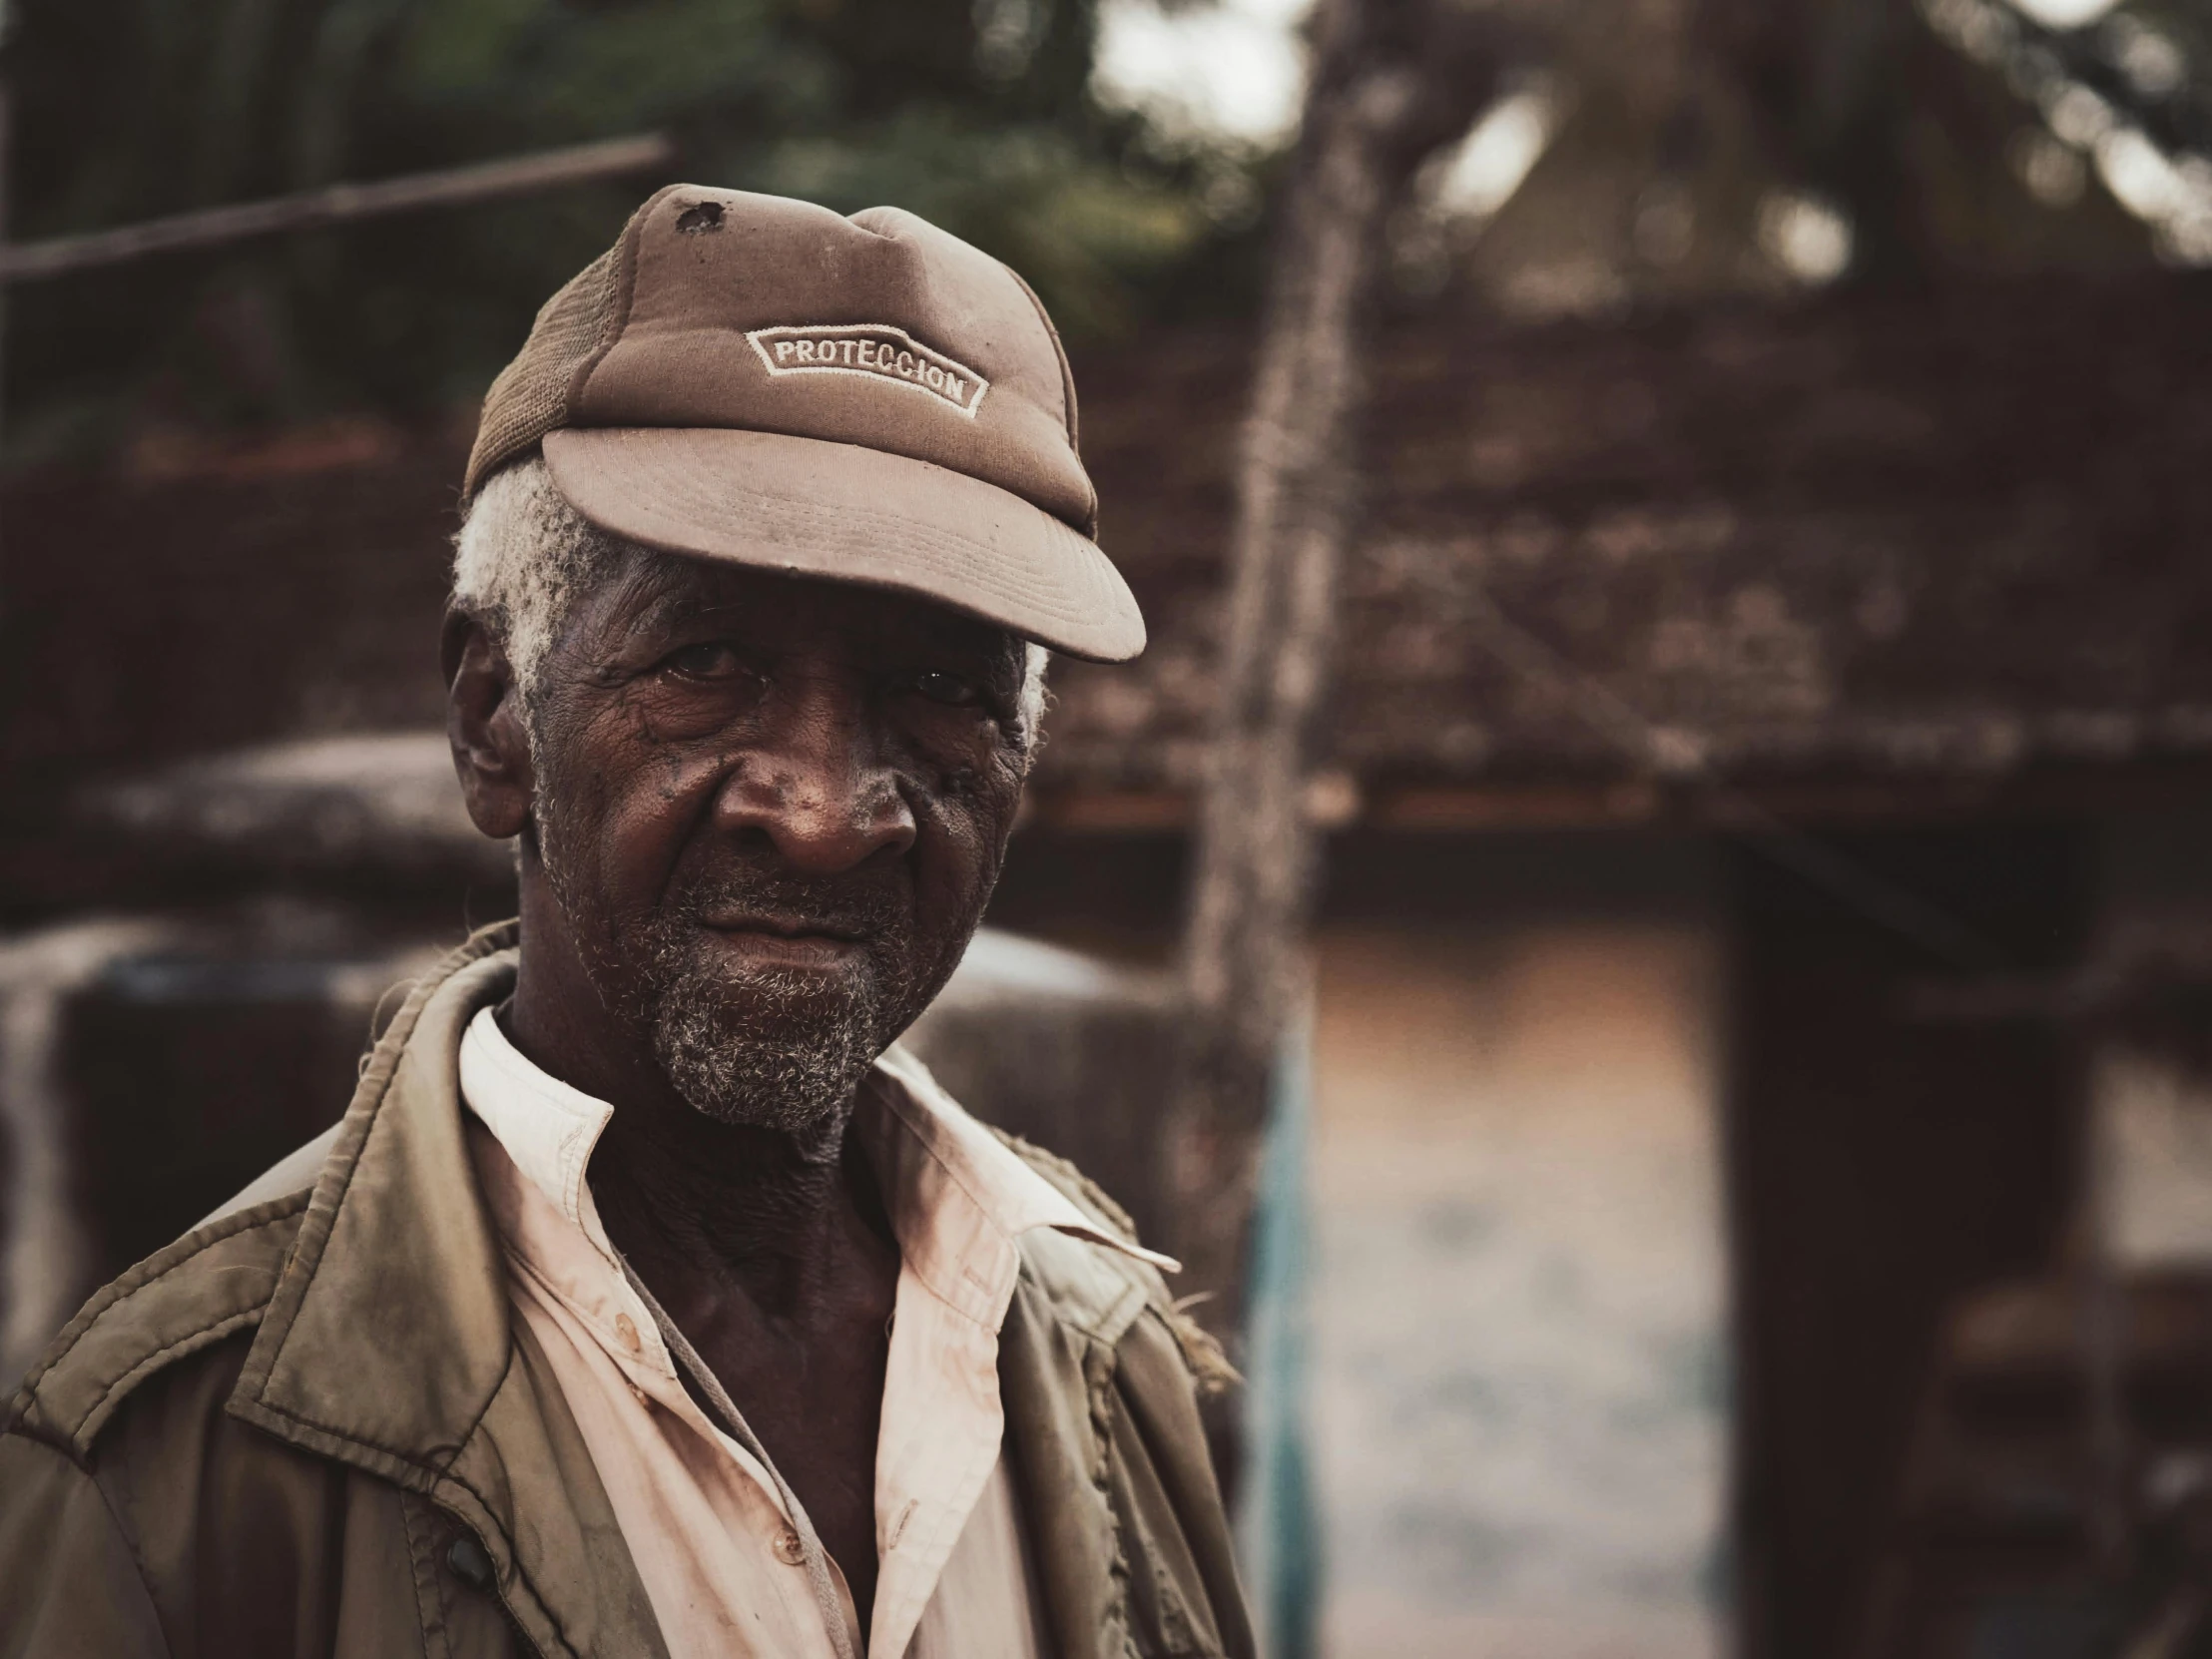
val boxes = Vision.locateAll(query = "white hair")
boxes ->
[451,454,629,720]
[452,454,1049,748]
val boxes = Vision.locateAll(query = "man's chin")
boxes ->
[646,973,885,1138]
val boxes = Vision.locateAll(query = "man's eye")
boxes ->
[661,641,744,679]
[910,671,980,707]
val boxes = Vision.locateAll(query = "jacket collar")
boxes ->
[230,922,519,1477]
[227,922,669,1657]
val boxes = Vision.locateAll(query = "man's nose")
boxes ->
[712,675,917,873]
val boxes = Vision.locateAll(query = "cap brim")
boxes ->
[541,427,1145,662]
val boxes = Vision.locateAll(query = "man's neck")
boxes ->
[502,880,894,1322]
[588,1086,890,1321]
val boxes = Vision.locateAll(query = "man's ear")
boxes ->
[443,605,534,841]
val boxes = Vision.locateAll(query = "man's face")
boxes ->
[522,552,1032,1139]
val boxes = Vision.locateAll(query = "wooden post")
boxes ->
[0,0,13,601]
[1165,0,1506,1335]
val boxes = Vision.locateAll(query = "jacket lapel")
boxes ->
[226,924,668,1659]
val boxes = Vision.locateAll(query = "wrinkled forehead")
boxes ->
[572,539,1028,667]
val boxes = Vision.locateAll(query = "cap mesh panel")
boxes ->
[463,244,624,498]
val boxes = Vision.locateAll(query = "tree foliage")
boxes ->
[4,0,1246,461]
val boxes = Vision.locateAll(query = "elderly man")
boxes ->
[0,188,1250,1659]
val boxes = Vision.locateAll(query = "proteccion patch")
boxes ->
[746,323,991,419]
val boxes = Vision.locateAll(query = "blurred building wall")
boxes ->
[2098,1051,2212,1266]
[997,830,1734,1659]
[1306,902,1728,1658]
[2095,812,2212,1269]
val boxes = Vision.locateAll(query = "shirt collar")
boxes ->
[458,1004,624,1265]
[456,1006,1178,1299]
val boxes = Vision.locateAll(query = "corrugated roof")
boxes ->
[9,277,2212,830]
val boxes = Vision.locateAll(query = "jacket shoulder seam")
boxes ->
[74,1307,269,1457]
[0,1427,171,1637]
[7,1195,310,1448]
[85,1433,170,1637]
[17,1191,309,1395]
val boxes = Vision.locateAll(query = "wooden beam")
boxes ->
[1024,765,2212,835]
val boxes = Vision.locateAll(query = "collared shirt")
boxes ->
[457,1007,1176,1659]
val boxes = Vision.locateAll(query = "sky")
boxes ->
[1092,0,1556,231]
[2008,0,2121,25]
[1098,0,2209,276]
[1092,0,1314,144]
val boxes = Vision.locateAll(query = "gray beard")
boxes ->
[535,798,917,1141]
[637,917,892,1143]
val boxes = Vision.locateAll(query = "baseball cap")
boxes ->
[464,185,1145,663]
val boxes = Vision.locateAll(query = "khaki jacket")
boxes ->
[0,924,1252,1659]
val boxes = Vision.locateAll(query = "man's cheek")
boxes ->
[913,828,987,918]
[593,770,689,877]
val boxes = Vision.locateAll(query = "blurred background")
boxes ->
[7,0,2212,1655]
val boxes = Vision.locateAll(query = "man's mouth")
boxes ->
[693,908,874,972]
[699,908,870,943]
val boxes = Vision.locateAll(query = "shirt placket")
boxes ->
[618,1261,867,1659]
[505,1220,860,1656]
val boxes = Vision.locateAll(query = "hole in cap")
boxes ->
[676,202,725,235]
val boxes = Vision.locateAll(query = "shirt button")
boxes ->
[614,1314,643,1356]
[774,1526,807,1566]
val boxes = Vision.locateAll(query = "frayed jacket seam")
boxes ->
[1083,1333,1139,1659]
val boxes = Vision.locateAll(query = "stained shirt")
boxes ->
[456,1006,1176,1659]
